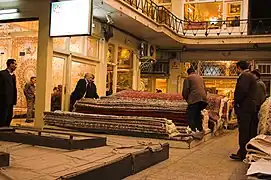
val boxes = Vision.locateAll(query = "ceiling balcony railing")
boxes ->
[122,0,271,37]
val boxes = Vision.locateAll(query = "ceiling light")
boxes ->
[0,9,19,15]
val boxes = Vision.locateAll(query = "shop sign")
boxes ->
[50,0,93,37]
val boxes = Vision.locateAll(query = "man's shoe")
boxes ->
[192,131,204,140]
[230,153,243,161]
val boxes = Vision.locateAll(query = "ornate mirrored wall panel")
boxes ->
[0,20,39,116]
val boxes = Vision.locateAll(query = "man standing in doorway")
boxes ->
[230,61,257,161]
[182,67,208,140]
[70,73,99,111]
[0,59,17,127]
[24,76,36,123]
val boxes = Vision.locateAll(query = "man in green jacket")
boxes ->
[24,77,36,123]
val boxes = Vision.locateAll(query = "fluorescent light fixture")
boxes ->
[0,9,18,15]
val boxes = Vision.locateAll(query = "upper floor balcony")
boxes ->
[121,0,271,37]
[96,0,271,48]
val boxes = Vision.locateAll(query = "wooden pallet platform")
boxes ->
[0,129,106,150]
[58,143,169,180]
[0,152,9,168]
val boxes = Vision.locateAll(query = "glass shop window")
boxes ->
[184,2,223,22]
[87,37,99,58]
[70,37,84,54]
[226,2,241,27]
[200,62,226,76]
[53,37,68,51]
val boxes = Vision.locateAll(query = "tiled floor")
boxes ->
[126,130,248,180]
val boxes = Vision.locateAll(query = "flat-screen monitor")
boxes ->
[50,0,92,37]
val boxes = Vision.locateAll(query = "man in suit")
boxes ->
[182,67,208,140]
[69,73,99,111]
[0,59,17,127]
[230,61,257,161]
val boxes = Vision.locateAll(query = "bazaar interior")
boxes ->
[0,19,269,137]
[0,0,271,179]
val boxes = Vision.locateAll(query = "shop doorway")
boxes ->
[51,55,67,112]
[156,78,167,93]
[51,51,98,111]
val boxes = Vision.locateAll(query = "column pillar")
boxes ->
[171,0,183,19]
[97,39,107,96]
[113,44,118,93]
[35,2,53,129]
[132,53,139,90]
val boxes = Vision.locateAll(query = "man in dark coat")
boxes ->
[182,68,208,140]
[0,59,17,127]
[230,61,257,161]
[69,73,99,111]
[251,69,266,136]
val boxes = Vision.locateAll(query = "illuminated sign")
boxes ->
[50,0,92,37]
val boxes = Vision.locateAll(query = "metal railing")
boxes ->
[122,0,271,37]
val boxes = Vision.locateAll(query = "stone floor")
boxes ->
[0,132,166,180]
[126,130,248,180]
[8,119,248,180]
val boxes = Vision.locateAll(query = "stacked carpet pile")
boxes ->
[44,90,229,139]
[258,97,271,135]
[112,90,183,101]
[74,97,188,126]
[245,135,271,179]
[44,111,181,138]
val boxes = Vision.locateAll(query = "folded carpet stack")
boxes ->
[258,97,271,135]
[246,135,271,179]
[74,97,188,126]
[112,90,183,101]
[44,90,229,139]
[44,111,181,138]
[246,134,271,163]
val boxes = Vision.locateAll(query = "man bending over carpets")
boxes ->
[182,67,208,140]
[69,73,99,111]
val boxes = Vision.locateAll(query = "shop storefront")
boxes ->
[106,28,141,94]
[181,60,257,98]
[255,62,271,97]
[182,0,249,36]
[0,20,39,118]
[50,32,102,111]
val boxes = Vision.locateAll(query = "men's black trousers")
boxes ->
[0,104,13,127]
[187,101,207,132]
[236,111,257,159]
